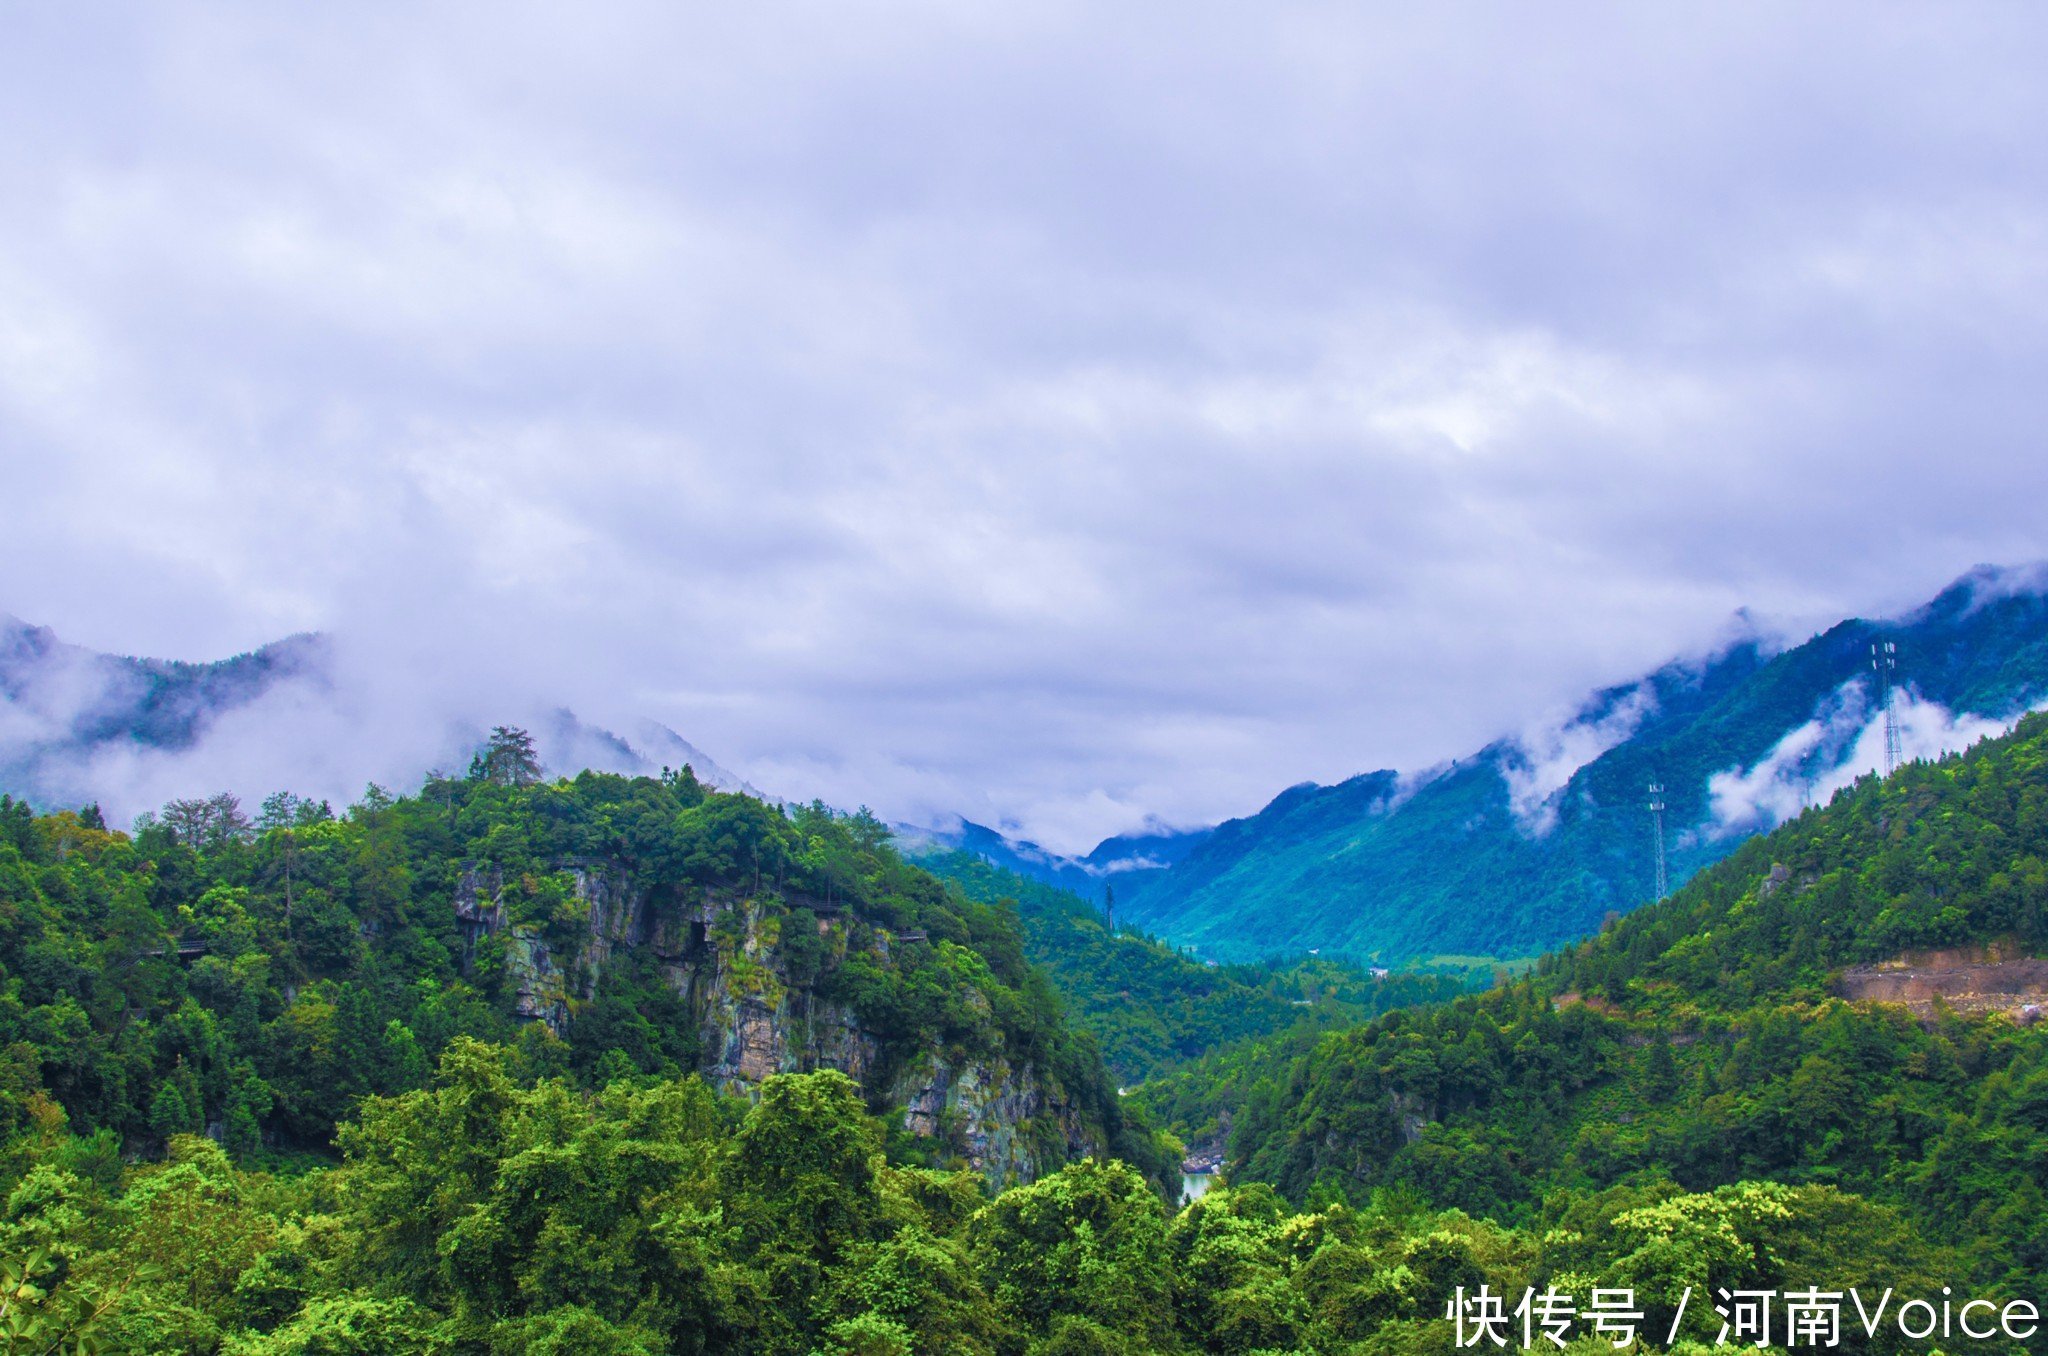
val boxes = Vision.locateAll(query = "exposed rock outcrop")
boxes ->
[450,862,1096,1184]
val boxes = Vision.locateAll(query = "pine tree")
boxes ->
[468,726,543,787]
[149,1081,196,1143]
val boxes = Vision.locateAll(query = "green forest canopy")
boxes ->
[0,754,1165,1183]
[4,718,2048,1350]
[917,848,1476,1086]
[1138,711,2048,1316]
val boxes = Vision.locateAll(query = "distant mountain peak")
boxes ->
[1118,560,2048,966]
[896,814,1217,901]
[0,614,756,819]
[1910,559,2048,624]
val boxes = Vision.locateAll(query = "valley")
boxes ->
[2,573,2047,1351]
[968,564,2048,969]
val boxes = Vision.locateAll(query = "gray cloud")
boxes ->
[4,4,2048,851]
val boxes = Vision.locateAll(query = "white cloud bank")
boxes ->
[4,6,2048,851]
[1708,682,2020,836]
[1502,684,1659,835]
[0,621,757,827]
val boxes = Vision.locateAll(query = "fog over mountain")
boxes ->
[1105,564,2048,964]
[12,560,2041,972]
[6,6,2048,850]
[0,613,754,825]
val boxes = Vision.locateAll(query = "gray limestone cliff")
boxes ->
[451,862,1097,1185]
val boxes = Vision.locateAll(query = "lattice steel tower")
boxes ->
[1647,780,1668,900]
[1872,640,1902,775]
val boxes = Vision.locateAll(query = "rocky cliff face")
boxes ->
[451,862,1096,1185]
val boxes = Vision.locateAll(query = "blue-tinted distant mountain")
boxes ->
[1083,826,1213,874]
[1115,563,2048,966]
[896,816,1213,906]
[0,614,756,816]
[0,614,334,805]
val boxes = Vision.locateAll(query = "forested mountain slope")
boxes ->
[919,848,1474,1085]
[0,744,1167,1188]
[1118,562,2048,965]
[1138,710,2048,1299]
[898,818,1213,907]
[0,615,330,776]
[4,739,2040,1351]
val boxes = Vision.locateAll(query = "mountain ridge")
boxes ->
[0,613,760,816]
[15,561,2048,973]
[1111,563,2048,965]
[1126,708,2048,1305]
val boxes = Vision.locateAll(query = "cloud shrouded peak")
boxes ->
[4,5,2048,851]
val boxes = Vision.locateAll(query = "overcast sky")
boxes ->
[4,4,2048,852]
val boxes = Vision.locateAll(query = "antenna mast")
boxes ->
[1872,639,1901,775]
[1647,780,1668,900]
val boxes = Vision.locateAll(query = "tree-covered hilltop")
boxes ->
[1117,564,2048,966]
[1139,711,2048,1301]
[2,733,2040,1351]
[0,736,1170,1188]
[921,848,1475,1085]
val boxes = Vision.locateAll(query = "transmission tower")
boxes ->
[1871,640,1901,775]
[1647,780,1668,900]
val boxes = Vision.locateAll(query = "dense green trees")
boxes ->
[5,1045,1982,1353]
[1118,578,2048,967]
[922,850,1474,1085]
[7,713,2048,1349]
[1141,713,2048,1312]
[0,757,1166,1181]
